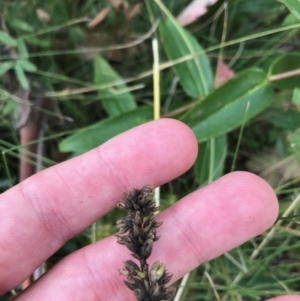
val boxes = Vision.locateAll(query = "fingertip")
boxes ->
[225,171,279,231]
[101,118,199,188]
[156,170,279,271]
[140,118,199,168]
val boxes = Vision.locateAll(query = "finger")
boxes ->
[0,119,198,294]
[266,296,300,301]
[14,172,278,301]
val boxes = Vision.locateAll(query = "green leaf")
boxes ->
[182,69,273,142]
[156,1,213,98]
[280,0,300,20]
[194,135,227,186]
[59,106,152,153]
[282,12,300,26]
[269,53,300,90]
[264,108,300,131]
[94,55,137,117]
[10,19,34,32]
[0,30,17,47]
[0,62,14,76]
[17,59,37,72]
[288,128,300,163]
[14,63,29,90]
[3,99,17,116]
[25,36,51,48]
[69,27,85,44]
[17,39,29,57]
[292,88,300,105]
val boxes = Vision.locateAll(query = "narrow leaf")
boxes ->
[59,106,152,153]
[157,1,213,98]
[0,30,17,47]
[10,19,34,32]
[17,59,37,72]
[17,39,29,57]
[194,135,227,186]
[0,62,14,76]
[288,128,300,164]
[3,99,17,116]
[25,36,51,47]
[280,0,300,20]
[182,69,273,142]
[94,55,137,117]
[282,12,300,25]
[14,63,29,90]
[292,88,300,105]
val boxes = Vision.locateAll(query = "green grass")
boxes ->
[1,0,300,300]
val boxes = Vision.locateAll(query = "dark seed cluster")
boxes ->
[116,185,176,301]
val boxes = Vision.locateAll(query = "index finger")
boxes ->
[0,119,198,294]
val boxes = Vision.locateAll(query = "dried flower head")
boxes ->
[116,185,176,301]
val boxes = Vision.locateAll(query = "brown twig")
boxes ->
[268,68,300,82]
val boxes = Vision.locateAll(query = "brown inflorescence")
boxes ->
[116,185,176,301]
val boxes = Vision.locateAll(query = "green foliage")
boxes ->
[59,106,153,154]
[282,12,300,26]
[94,55,137,117]
[14,62,29,90]
[0,30,17,46]
[292,88,300,106]
[194,135,227,186]
[288,128,300,163]
[280,0,300,20]
[269,53,300,90]
[158,8,213,98]
[182,69,273,142]
[0,36,37,89]
[1,0,300,300]
[10,19,35,32]
[0,62,14,76]
[17,59,37,72]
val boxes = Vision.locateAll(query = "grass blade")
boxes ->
[59,106,153,154]
[182,68,273,142]
[94,55,137,117]
[280,0,300,20]
[156,0,213,98]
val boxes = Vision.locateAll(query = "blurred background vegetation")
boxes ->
[1,0,300,300]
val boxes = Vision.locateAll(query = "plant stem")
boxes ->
[269,68,300,82]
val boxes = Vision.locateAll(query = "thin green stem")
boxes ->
[208,138,215,184]
[231,102,249,172]
[2,151,13,187]
[21,17,89,40]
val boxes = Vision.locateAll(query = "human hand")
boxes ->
[0,119,296,301]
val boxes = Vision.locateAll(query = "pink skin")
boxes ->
[0,119,292,300]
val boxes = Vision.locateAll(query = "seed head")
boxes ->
[116,186,176,301]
